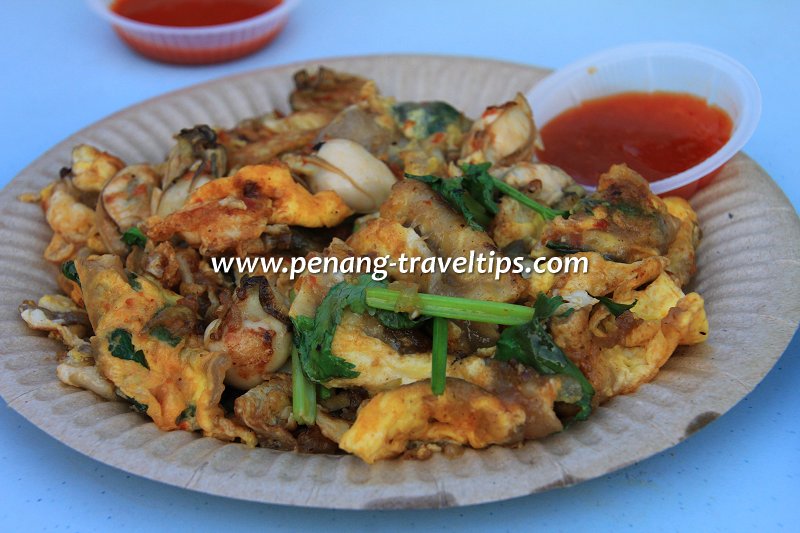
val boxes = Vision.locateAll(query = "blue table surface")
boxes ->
[1,1,798,531]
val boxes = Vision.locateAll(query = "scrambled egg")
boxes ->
[327,312,493,392]
[339,378,525,463]
[583,272,708,401]
[76,253,255,445]
[663,196,702,287]
[551,254,708,403]
[144,164,353,254]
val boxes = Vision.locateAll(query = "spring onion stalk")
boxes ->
[431,317,448,395]
[490,177,569,220]
[365,287,535,325]
[291,345,316,425]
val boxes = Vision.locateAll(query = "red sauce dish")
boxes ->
[528,43,761,199]
[87,0,301,64]
[537,92,733,191]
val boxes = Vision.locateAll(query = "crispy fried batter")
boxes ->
[381,179,525,302]
[234,374,297,450]
[542,165,680,262]
[663,196,701,287]
[346,218,439,290]
[290,67,370,112]
[70,144,125,193]
[552,261,708,403]
[76,253,255,445]
[144,164,353,254]
[222,109,335,170]
[328,312,563,440]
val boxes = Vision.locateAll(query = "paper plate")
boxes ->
[0,55,798,509]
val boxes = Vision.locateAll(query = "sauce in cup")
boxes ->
[111,0,283,28]
[536,91,733,187]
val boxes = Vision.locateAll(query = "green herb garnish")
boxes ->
[573,196,643,217]
[406,163,568,231]
[365,286,535,325]
[292,275,422,384]
[406,173,492,231]
[494,293,594,421]
[175,404,196,425]
[463,162,569,220]
[391,101,469,139]
[121,227,147,247]
[292,344,316,425]
[127,271,142,291]
[117,391,148,414]
[374,310,430,330]
[591,294,638,317]
[317,385,333,401]
[150,325,181,347]
[107,328,149,369]
[61,260,80,286]
[431,317,448,395]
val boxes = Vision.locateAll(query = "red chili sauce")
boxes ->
[536,92,733,186]
[111,0,282,27]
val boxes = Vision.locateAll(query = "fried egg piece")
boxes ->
[328,312,564,441]
[663,196,701,287]
[76,253,255,445]
[339,378,525,463]
[568,272,708,403]
[144,164,352,254]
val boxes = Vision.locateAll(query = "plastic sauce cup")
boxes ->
[86,0,301,65]
[527,42,761,198]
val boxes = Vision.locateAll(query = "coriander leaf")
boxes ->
[129,398,148,413]
[573,196,643,217]
[61,260,80,286]
[532,292,567,319]
[374,310,430,330]
[495,293,594,421]
[409,163,568,231]
[460,162,499,216]
[572,197,609,217]
[293,275,423,383]
[559,307,576,319]
[127,271,142,291]
[117,390,148,413]
[107,328,149,369]
[291,343,317,424]
[406,173,491,231]
[292,314,357,383]
[149,325,181,347]
[462,163,569,220]
[545,241,586,254]
[175,404,196,425]
[121,227,147,247]
[591,294,638,317]
[317,384,332,400]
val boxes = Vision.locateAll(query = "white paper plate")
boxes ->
[0,55,798,509]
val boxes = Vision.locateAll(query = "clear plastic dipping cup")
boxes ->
[86,0,301,65]
[527,42,761,198]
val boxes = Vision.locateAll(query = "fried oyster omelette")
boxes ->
[19,67,708,463]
